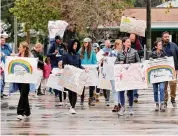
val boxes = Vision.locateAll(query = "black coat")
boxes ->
[31,49,44,70]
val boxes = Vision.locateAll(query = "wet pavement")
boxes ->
[1,85,178,135]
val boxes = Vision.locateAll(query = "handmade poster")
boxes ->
[114,63,147,91]
[48,20,68,39]
[144,57,176,84]
[98,67,112,90]
[103,57,116,80]
[5,56,38,84]
[96,50,104,63]
[59,65,88,95]
[82,65,99,86]
[120,16,146,37]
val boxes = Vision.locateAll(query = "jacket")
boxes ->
[149,50,166,59]
[115,51,126,64]
[131,38,144,58]
[162,42,178,70]
[1,43,12,63]
[121,48,140,64]
[31,49,44,70]
[43,64,52,78]
[79,49,97,64]
[62,39,83,69]
[47,41,66,68]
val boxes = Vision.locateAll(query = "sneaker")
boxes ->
[88,98,95,106]
[105,101,110,106]
[69,108,76,114]
[59,102,63,106]
[134,97,138,103]
[171,99,177,107]
[112,105,119,112]
[160,103,165,112]
[118,106,125,116]
[155,103,159,112]
[129,107,134,115]
[17,115,24,120]
[164,101,167,109]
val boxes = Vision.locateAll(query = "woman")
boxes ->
[79,38,97,106]
[62,39,86,114]
[110,39,125,112]
[16,42,32,120]
[149,41,166,112]
[116,37,140,116]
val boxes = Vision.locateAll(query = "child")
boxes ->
[43,57,52,94]
[149,40,166,112]
[52,61,66,106]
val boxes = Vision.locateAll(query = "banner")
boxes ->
[96,50,104,63]
[103,57,116,80]
[114,63,147,91]
[5,56,38,84]
[144,57,176,84]
[98,67,112,90]
[59,65,88,95]
[82,65,99,86]
[120,16,146,37]
[48,20,68,39]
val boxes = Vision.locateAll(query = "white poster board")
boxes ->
[103,57,116,80]
[82,65,99,86]
[48,20,68,39]
[114,63,147,91]
[96,50,104,63]
[5,56,38,84]
[35,70,43,89]
[98,67,112,90]
[120,16,146,37]
[59,65,88,95]
[144,57,176,84]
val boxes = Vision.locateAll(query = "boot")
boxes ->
[88,98,95,106]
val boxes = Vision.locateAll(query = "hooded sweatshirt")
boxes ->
[62,39,83,69]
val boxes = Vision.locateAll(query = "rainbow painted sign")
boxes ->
[8,59,33,74]
[145,57,176,84]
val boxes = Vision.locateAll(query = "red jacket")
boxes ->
[43,64,52,78]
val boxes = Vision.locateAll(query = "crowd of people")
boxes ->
[0,31,178,120]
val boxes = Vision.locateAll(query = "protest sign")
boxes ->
[5,56,38,84]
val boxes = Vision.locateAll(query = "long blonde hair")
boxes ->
[114,39,122,50]
[19,41,30,57]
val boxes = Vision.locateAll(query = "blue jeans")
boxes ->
[120,90,134,107]
[133,89,139,98]
[152,82,165,103]
[110,80,120,105]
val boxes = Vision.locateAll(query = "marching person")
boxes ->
[62,39,87,114]
[101,40,112,106]
[79,38,97,106]
[31,43,44,95]
[116,37,140,116]
[11,42,32,120]
[110,39,124,112]
[149,40,166,112]
[162,31,178,108]
[0,37,13,98]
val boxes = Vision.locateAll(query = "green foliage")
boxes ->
[10,0,60,34]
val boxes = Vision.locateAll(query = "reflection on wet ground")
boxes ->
[1,87,178,135]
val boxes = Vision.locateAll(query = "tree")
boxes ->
[10,0,60,43]
[60,0,135,37]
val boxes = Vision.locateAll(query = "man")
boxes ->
[31,43,44,95]
[162,31,178,108]
[102,40,112,106]
[0,37,12,98]
[129,33,143,103]
[47,35,66,68]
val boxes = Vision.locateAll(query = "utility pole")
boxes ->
[14,16,18,53]
[146,0,151,59]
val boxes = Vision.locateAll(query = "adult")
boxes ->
[47,35,67,68]
[79,38,97,106]
[162,31,178,108]
[0,37,12,98]
[16,42,32,120]
[102,40,112,106]
[110,39,125,112]
[31,43,44,95]
[129,33,143,103]
[117,37,140,116]
[62,39,86,114]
